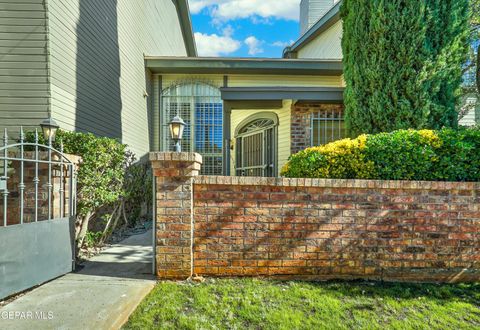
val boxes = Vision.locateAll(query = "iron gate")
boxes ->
[235,118,276,177]
[0,128,77,300]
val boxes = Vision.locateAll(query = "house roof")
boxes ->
[174,0,197,57]
[145,56,343,75]
[283,0,342,58]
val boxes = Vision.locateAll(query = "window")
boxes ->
[311,108,345,146]
[161,82,223,175]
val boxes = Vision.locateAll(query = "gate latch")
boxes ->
[0,177,6,192]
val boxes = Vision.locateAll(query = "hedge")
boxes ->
[281,128,480,182]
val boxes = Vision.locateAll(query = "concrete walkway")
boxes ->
[0,230,156,330]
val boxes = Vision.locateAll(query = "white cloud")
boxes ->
[272,40,295,48]
[244,36,264,55]
[222,25,235,37]
[194,32,241,56]
[189,0,301,22]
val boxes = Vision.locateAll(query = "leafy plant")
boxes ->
[84,231,103,248]
[280,135,376,179]
[282,127,480,182]
[26,130,144,249]
[341,0,470,136]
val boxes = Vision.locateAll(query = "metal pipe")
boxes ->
[19,127,25,224]
[34,130,39,222]
[47,135,52,220]
[3,129,8,227]
[59,143,64,218]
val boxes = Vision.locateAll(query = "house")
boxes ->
[1,0,476,177]
[0,0,195,157]
[147,0,345,176]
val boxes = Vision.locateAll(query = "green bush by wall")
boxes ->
[281,128,480,182]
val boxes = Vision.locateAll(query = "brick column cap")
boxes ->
[149,152,202,164]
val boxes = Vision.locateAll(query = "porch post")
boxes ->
[150,152,202,280]
[223,102,232,176]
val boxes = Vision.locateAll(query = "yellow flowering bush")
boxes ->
[280,135,376,179]
[282,128,480,181]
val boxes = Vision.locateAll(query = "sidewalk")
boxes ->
[0,230,156,330]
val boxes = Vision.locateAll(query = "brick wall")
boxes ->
[291,103,344,154]
[152,152,480,283]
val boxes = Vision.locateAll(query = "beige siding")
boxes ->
[298,20,343,60]
[230,100,292,176]
[459,95,479,127]
[160,74,343,89]
[229,74,343,87]
[48,0,188,156]
[0,0,50,132]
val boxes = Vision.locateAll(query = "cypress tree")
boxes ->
[341,0,470,136]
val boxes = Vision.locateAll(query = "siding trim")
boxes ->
[174,0,197,57]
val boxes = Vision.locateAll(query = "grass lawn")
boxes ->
[123,279,480,330]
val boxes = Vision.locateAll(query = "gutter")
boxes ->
[174,0,197,57]
[284,0,343,58]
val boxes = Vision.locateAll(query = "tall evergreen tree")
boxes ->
[341,0,470,136]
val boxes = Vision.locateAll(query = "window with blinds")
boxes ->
[161,83,223,175]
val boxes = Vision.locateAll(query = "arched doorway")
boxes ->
[235,113,278,177]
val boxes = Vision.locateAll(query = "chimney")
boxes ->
[300,0,335,35]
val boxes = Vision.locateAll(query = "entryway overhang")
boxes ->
[145,56,343,75]
[220,87,344,103]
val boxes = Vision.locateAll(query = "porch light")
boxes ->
[169,115,185,152]
[40,118,60,143]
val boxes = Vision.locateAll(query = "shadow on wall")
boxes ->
[75,0,123,141]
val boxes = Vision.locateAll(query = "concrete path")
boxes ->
[0,230,156,330]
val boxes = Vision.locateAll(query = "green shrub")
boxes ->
[26,130,142,248]
[363,130,441,181]
[280,136,376,179]
[432,128,480,181]
[282,128,480,182]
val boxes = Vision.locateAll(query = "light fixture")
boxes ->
[169,115,185,152]
[40,118,60,143]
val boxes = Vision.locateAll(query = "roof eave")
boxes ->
[145,57,343,75]
[174,0,197,57]
[284,0,343,57]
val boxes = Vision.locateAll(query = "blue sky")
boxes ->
[188,0,302,58]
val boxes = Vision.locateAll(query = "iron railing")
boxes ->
[0,128,77,227]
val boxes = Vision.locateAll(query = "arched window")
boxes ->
[235,112,278,177]
[161,82,223,175]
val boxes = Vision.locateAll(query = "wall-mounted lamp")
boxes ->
[40,118,60,144]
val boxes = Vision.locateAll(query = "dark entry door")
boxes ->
[235,119,276,177]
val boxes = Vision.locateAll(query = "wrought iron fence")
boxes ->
[0,128,77,227]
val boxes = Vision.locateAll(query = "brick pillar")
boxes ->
[150,152,202,280]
